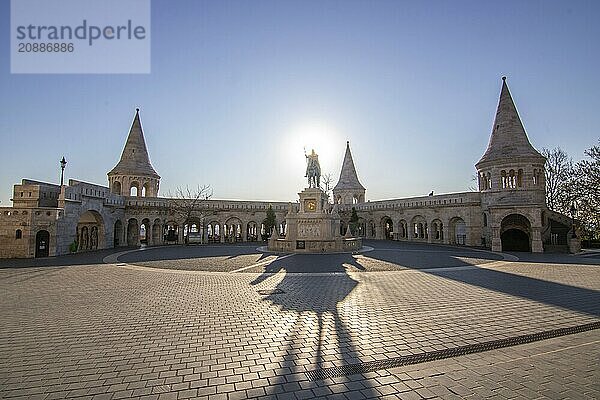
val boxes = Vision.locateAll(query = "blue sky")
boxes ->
[1,0,598,205]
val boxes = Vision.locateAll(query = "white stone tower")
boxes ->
[108,108,160,197]
[476,77,546,252]
[333,141,365,205]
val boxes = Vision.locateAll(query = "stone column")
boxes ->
[442,223,450,245]
[178,227,184,245]
[491,226,502,252]
[241,223,247,242]
[531,227,543,253]
[146,224,153,246]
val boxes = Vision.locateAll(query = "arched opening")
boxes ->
[501,229,531,252]
[77,210,105,251]
[207,221,221,243]
[353,218,366,237]
[140,218,150,245]
[15,229,22,239]
[247,221,258,241]
[184,218,202,244]
[164,222,178,244]
[449,217,466,245]
[143,182,151,197]
[225,218,243,242]
[411,215,427,239]
[113,220,123,247]
[501,214,531,252]
[340,220,347,236]
[368,220,376,238]
[382,217,393,240]
[35,230,50,258]
[130,182,139,197]
[127,218,139,246]
[112,181,122,195]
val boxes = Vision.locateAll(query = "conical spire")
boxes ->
[108,108,160,178]
[334,141,365,191]
[477,78,544,167]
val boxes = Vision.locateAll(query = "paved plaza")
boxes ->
[1,241,599,399]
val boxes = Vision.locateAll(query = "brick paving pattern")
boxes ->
[1,241,599,399]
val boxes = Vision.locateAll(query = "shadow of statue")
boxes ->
[249,255,378,396]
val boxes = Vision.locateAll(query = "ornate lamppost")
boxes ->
[570,203,577,238]
[60,156,67,186]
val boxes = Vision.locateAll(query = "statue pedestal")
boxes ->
[269,187,362,253]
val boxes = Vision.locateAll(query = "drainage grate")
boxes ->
[305,321,600,381]
[257,288,285,295]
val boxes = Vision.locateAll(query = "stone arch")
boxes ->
[77,210,105,251]
[246,221,259,241]
[112,181,122,195]
[381,216,393,240]
[130,181,139,196]
[164,221,179,244]
[352,217,366,237]
[113,219,123,247]
[142,182,151,197]
[368,220,376,238]
[410,215,427,239]
[501,213,532,252]
[207,220,221,243]
[431,218,444,241]
[449,217,466,245]
[140,218,151,245]
[127,218,139,246]
[184,217,202,244]
[225,217,243,242]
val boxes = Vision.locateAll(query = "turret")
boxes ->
[477,77,547,252]
[476,77,546,205]
[333,141,366,205]
[108,108,160,197]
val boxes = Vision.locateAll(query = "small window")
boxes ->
[15,229,22,239]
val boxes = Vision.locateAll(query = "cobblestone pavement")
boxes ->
[1,242,599,399]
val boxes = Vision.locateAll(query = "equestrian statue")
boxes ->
[305,148,321,188]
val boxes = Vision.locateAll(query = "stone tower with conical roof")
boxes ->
[333,141,365,205]
[476,77,546,252]
[108,108,160,197]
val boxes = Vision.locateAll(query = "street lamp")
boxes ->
[570,203,577,238]
[60,156,67,186]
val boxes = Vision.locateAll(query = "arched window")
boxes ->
[15,229,22,239]
[130,186,138,196]
[501,170,507,188]
[483,213,488,227]
[517,169,523,187]
[508,170,516,188]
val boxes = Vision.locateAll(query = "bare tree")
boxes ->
[321,172,334,202]
[167,185,213,243]
[542,147,572,214]
[569,140,600,240]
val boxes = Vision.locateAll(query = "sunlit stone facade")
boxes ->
[0,79,579,258]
